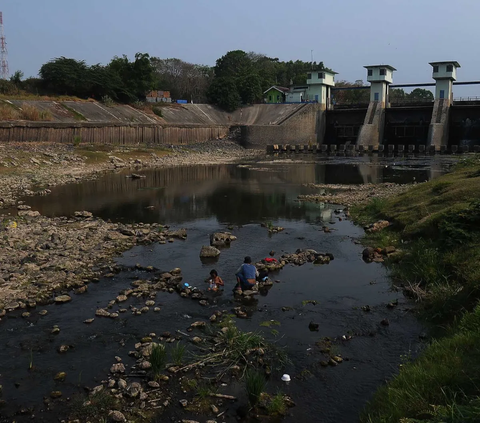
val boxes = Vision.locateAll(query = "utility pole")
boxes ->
[0,12,9,80]
[311,50,314,69]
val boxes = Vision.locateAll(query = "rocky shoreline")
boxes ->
[297,182,412,207]
[0,141,263,209]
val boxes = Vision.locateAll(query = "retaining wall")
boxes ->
[0,122,230,145]
[240,104,319,147]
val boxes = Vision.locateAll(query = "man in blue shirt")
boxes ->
[235,256,259,292]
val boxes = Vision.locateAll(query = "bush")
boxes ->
[245,369,266,407]
[150,343,167,377]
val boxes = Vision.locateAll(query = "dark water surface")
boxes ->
[0,156,455,422]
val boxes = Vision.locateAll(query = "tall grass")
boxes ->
[19,104,53,121]
[0,104,19,120]
[170,342,186,366]
[245,369,266,407]
[267,393,288,416]
[150,343,167,377]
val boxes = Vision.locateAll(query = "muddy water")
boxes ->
[0,155,454,422]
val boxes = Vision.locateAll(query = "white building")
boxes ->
[306,69,337,107]
[364,65,396,104]
[429,61,460,102]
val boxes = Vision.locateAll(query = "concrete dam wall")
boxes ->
[0,101,309,146]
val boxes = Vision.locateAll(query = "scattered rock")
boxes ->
[54,372,66,382]
[54,295,72,303]
[109,410,126,422]
[110,363,126,374]
[200,245,221,258]
[381,319,390,326]
[308,321,319,332]
[50,391,62,399]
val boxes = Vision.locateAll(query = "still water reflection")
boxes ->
[24,156,453,224]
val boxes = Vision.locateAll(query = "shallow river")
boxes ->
[0,155,456,423]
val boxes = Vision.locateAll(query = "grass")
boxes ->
[267,393,288,416]
[260,320,281,328]
[60,103,87,121]
[70,390,117,421]
[19,104,54,121]
[245,369,266,407]
[361,306,480,423]
[352,155,480,422]
[150,343,167,378]
[170,342,186,366]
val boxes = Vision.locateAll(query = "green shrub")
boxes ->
[245,369,266,407]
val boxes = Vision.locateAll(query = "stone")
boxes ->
[308,321,319,331]
[54,295,72,303]
[381,318,390,326]
[51,326,60,335]
[210,232,237,247]
[145,300,155,307]
[200,245,221,258]
[383,246,396,255]
[74,211,93,219]
[192,337,202,344]
[96,308,111,317]
[362,247,375,261]
[190,321,206,328]
[50,391,62,399]
[154,307,161,312]
[118,379,127,390]
[84,318,95,324]
[110,363,126,374]
[139,361,151,370]
[361,305,371,312]
[199,300,208,306]
[54,372,66,381]
[211,404,219,413]
[22,312,30,318]
[332,356,343,363]
[58,345,71,353]
[18,210,40,217]
[116,295,128,303]
[38,310,48,316]
[148,381,160,388]
[109,410,126,422]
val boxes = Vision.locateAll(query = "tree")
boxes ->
[207,77,240,112]
[10,70,24,86]
[408,88,434,101]
[214,50,253,78]
[39,57,90,97]
[237,73,262,104]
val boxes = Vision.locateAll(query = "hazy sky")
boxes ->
[3,0,480,95]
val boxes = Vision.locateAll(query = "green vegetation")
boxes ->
[260,320,280,328]
[150,343,167,378]
[170,342,186,366]
[70,390,118,421]
[352,155,480,422]
[245,369,267,407]
[267,393,288,416]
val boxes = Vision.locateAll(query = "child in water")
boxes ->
[207,269,224,291]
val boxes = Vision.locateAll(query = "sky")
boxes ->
[3,0,480,96]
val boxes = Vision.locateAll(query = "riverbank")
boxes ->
[0,141,263,209]
[351,155,480,422]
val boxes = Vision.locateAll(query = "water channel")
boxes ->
[0,155,456,423]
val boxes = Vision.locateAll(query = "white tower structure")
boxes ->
[0,12,9,80]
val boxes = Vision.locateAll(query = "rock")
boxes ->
[38,310,48,316]
[51,326,60,334]
[74,285,87,294]
[54,372,66,381]
[17,205,31,210]
[210,232,237,248]
[309,321,319,331]
[200,245,221,258]
[381,319,390,326]
[211,404,219,413]
[332,356,343,363]
[362,247,375,262]
[18,210,40,217]
[118,379,127,390]
[198,300,208,306]
[58,345,71,353]
[128,382,142,397]
[383,246,396,255]
[365,220,390,233]
[145,300,155,307]
[109,410,126,422]
[190,321,206,328]
[110,363,126,374]
[116,295,128,303]
[192,337,202,344]
[361,305,371,312]
[84,318,95,324]
[148,381,160,388]
[74,211,93,219]
[154,307,161,312]
[166,228,187,240]
[139,361,151,370]
[22,312,30,318]
[320,361,329,367]
[96,308,111,317]
[54,295,72,303]
[50,391,62,399]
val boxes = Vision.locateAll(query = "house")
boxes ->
[263,86,289,104]
[286,86,308,103]
[146,90,172,103]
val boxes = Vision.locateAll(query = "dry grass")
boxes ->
[0,104,20,120]
[19,104,53,121]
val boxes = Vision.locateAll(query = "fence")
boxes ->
[0,122,230,145]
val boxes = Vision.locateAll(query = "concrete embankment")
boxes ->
[0,101,315,146]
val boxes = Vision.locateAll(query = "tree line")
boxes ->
[0,50,434,110]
